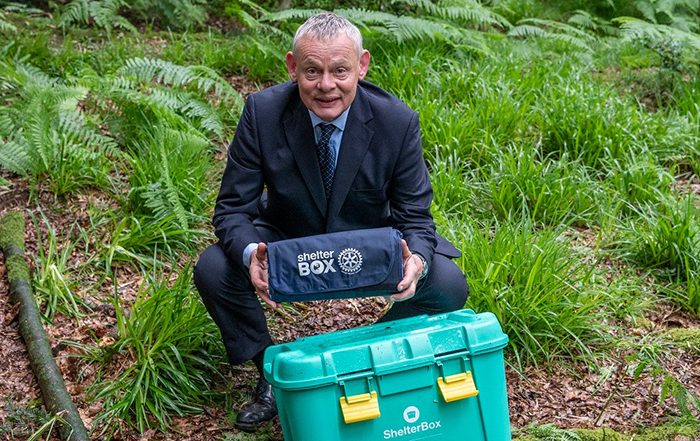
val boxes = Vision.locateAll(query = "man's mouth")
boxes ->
[316,96,339,105]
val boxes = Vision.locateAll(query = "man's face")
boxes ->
[285,34,370,122]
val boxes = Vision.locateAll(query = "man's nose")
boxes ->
[317,72,335,91]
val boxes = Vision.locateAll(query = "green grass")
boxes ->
[83,266,224,434]
[443,217,611,368]
[31,214,87,321]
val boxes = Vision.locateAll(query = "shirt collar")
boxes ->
[309,106,351,131]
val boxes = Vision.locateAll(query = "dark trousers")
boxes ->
[194,235,469,366]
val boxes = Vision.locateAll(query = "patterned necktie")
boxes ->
[317,123,336,199]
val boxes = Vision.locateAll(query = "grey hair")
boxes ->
[292,12,363,56]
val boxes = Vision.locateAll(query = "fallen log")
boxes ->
[0,211,89,441]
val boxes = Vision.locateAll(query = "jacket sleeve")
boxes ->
[389,111,437,264]
[212,96,264,267]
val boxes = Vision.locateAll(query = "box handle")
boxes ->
[437,371,479,403]
[339,390,381,424]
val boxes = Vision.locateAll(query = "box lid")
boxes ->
[263,309,508,390]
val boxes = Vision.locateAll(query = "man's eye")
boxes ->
[306,68,319,76]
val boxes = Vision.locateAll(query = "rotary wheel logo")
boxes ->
[338,248,363,274]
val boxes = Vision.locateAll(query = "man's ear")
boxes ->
[358,50,371,80]
[285,52,297,81]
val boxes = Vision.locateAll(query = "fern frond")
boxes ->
[90,0,136,32]
[0,12,17,32]
[57,110,119,154]
[117,58,242,111]
[0,60,58,94]
[508,18,596,51]
[58,0,91,28]
[260,8,324,24]
[614,16,700,50]
[58,0,135,31]
[0,138,31,175]
[393,0,511,29]
[182,101,224,138]
[0,108,18,137]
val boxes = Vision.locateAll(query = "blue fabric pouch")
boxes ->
[267,227,403,302]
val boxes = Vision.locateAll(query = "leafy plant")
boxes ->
[478,143,605,227]
[85,267,224,434]
[0,63,118,196]
[32,214,87,321]
[508,17,598,52]
[450,218,610,368]
[57,0,136,32]
[127,126,215,231]
[611,194,700,279]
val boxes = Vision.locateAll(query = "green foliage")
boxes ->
[623,334,700,419]
[85,267,223,434]
[57,0,209,30]
[0,60,118,196]
[508,17,598,52]
[57,0,137,32]
[129,0,209,29]
[126,126,215,230]
[612,194,700,279]
[452,218,609,368]
[263,0,511,53]
[478,144,605,226]
[526,423,581,441]
[0,400,55,440]
[32,214,87,321]
[95,57,243,141]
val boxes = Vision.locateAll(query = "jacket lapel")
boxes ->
[283,98,327,215]
[326,88,375,225]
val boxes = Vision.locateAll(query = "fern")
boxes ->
[263,6,493,52]
[614,16,700,51]
[58,0,136,32]
[508,18,598,52]
[527,423,581,441]
[633,0,699,32]
[0,79,117,195]
[392,0,512,29]
[567,10,619,36]
[128,126,212,231]
[0,11,16,32]
[118,58,241,103]
[0,138,31,175]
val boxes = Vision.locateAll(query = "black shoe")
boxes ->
[235,377,277,433]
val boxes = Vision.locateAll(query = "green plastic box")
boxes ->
[263,309,511,440]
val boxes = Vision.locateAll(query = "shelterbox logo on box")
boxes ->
[296,247,364,276]
[383,406,442,439]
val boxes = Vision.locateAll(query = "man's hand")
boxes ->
[249,242,278,309]
[391,239,424,302]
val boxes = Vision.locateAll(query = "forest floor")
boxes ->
[1,174,700,441]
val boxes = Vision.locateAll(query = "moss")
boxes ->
[0,211,25,250]
[662,328,700,355]
[6,254,30,284]
[575,427,625,441]
[634,419,700,440]
[513,421,700,441]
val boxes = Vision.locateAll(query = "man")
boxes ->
[194,12,468,433]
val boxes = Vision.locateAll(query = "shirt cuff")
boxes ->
[242,242,259,268]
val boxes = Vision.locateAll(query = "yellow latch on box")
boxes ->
[339,391,381,424]
[437,371,479,403]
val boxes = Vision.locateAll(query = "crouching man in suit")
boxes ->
[194,12,469,433]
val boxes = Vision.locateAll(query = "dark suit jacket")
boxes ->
[213,80,458,268]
